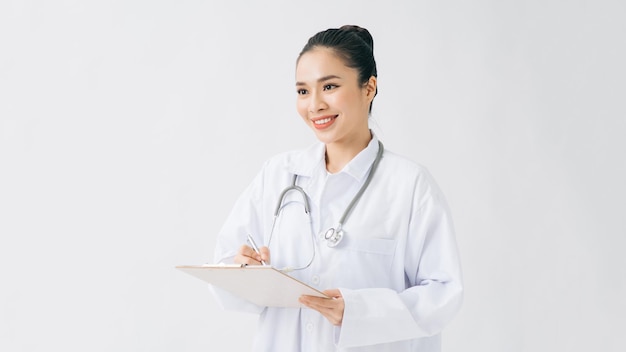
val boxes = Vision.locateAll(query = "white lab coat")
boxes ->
[210,134,463,352]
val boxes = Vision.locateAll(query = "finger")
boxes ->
[299,296,344,326]
[322,289,342,298]
[234,253,258,265]
[300,295,342,309]
[238,244,252,256]
[303,288,343,306]
[259,246,271,264]
[240,244,261,258]
[234,245,262,265]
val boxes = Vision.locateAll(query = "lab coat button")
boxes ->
[311,275,320,284]
[306,322,314,332]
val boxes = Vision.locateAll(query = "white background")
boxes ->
[1,1,625,351]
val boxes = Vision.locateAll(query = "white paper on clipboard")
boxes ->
[176,264,328,308]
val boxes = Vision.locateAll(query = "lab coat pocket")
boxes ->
[339,237,397,289]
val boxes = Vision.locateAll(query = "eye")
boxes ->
[323,84,338,91]
[296,88,308,95]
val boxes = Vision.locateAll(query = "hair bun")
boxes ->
[339,25,374,51]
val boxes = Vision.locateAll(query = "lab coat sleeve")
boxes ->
[208,162,270,315]
[336,173,463,348]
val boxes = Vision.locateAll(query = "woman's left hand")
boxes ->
[299,289,345,326]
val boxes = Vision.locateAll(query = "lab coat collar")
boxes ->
[287,142,326,178]
[342,134,381,181]
[288,131,381,182]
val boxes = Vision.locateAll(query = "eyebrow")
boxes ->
[295,75,341,86]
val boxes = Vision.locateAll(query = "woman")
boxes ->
[210,25,463,351]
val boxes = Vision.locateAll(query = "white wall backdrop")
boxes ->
[1,1,625,351]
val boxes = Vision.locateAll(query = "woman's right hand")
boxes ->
[234,245,271,266]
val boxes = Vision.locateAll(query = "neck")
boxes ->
[325,130,372,174]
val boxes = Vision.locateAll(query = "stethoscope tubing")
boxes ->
[266,141,384,270]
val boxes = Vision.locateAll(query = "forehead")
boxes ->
[296,47,356,82]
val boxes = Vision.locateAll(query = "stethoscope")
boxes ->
[267,141,384,271]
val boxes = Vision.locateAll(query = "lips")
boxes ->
[311,115,337,130]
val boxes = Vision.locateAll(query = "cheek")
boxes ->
[296,99,308,120]
[341,91,367,115]
[331,92,351,113]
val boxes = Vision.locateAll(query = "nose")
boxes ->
[308,91,327,113]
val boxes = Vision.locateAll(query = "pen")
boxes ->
[246,234,267,266]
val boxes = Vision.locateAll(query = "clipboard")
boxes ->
[176,264,328,308]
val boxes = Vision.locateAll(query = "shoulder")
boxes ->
[379,148,432,181]
[379,148,447,205]
[241,149,306,200]
[260,142,324,176]
[260,148,306,173]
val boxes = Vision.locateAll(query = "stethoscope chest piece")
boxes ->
[273,141,384,256]
[323,227,344,247]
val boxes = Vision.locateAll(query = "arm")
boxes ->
[303,171,463,348]
[209,165,269,314]
[341,176,463,348]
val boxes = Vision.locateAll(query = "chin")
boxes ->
[310,130,336,145]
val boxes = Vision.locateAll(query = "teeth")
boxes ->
[314,117,333,125]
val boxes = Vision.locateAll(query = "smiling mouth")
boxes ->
[311,115,337,129]
[314,117,333,125]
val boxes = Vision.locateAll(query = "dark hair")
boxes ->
[298,25,378,112]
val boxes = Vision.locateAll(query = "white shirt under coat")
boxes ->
[210,134,463,351]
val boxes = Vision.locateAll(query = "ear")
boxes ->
[364,76,377,102]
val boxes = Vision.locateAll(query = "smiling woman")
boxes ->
[295,47,376,173]
[210,25,463,352]
[295,26,379,173]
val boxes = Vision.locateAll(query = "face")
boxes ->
[295,47,376,147]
